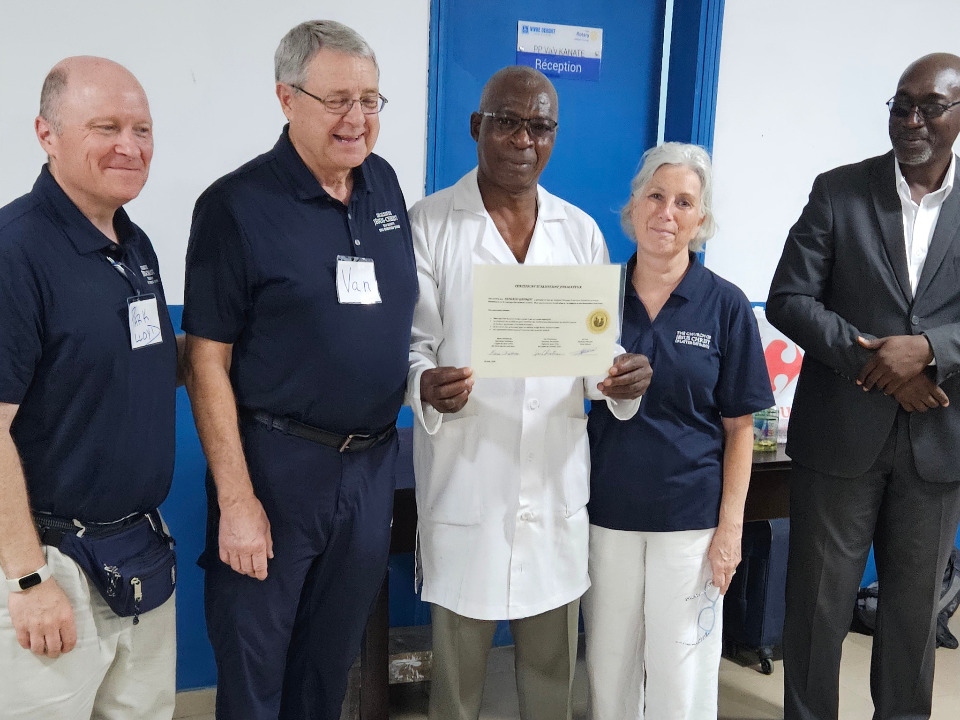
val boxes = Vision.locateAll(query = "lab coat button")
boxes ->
[528,399,540,410]
[520,511,534,521]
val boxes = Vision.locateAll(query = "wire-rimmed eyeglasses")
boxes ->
[887,97,960,121]
[677,580,721,646]
[292,85,388,115]
[479,112,558,138]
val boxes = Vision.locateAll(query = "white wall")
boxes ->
[708,0,960,301]
[0,1,430,303]
[8,2,957,305]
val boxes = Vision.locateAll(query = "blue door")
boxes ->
[427,0,667,263]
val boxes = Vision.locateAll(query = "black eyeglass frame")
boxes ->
[291,84,388,115]
[886,97,960,121]
[479,112,559,138]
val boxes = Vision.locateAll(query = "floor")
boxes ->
[174,616,960,719]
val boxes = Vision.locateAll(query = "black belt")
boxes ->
[34,510,159,547]
[241,408,396,453]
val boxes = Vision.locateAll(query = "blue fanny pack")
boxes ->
[35,510,176,624]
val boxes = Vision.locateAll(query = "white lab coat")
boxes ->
[407,169,639,620]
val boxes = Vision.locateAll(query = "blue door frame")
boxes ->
[426,0,726,193]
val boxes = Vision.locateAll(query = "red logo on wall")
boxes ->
[764,338,803,394]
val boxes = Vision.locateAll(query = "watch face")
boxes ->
[19,573,43,591]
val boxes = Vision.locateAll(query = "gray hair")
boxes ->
[39,66,69,132]
[274,20,378,86]
[621,142,717,251]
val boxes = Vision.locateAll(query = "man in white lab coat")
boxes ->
[407,66,652,720]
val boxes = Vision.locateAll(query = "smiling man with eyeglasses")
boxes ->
[182,19,417,720]
[407,66,651,720]
[289,83,388,116]
[768,52,960,720]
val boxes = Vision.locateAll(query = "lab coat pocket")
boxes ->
[418,415,483,525]
[551,416,590,518]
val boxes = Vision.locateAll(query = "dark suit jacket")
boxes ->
[767,151,960,481]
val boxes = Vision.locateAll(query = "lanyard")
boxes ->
[101,245,163,349]
[104,251,144,297]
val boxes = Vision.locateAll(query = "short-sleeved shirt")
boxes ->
[0,166,177,522]
[182,127,417,434]
[588,253,774,532]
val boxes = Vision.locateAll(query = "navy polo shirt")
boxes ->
[182,127,417,434]
[0,166,177,522]
[588,253,774,532]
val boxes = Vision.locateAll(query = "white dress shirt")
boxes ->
[895,153,956,294]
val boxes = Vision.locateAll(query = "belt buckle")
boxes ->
[339,432,371,452]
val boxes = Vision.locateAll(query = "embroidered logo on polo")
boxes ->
[675,330,711,349]
[373,210,401,233]
[139,265,161,285]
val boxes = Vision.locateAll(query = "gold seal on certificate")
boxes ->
[471,264,624,378]
[587,309,610,334]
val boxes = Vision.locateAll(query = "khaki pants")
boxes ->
[428,600,580,720]
[0,545,176,720]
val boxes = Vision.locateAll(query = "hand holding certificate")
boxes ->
[471,264,624,378]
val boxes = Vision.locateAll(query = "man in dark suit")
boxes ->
[767,53,960,720]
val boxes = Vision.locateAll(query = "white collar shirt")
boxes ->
[895,153,956,294]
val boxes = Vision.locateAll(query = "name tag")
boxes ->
[336,255,382,304]
[127,295,163,349]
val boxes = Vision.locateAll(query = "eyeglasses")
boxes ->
[479,112,558,138]
[677,580,721,646]
[292,85,388,115]
[887,97,960,121]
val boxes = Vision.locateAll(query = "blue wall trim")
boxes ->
[163,305,217,690]
[663,0,725,153]
[425,0,442,196]
[663,0,725,266]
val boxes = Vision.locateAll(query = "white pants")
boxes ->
[0,544,176,720]
[582,524,721,720]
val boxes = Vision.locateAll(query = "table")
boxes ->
[745,445,792,521]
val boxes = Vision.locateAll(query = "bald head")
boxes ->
[898,52,960,88]
[478,66,558,116]
[35,56,153,227]
[40,56,145,133]
[889,52,960,171]
[470,66,560,202]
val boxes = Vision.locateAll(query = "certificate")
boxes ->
[471,264,624,378]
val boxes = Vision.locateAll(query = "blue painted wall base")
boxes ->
[163,306,217,690]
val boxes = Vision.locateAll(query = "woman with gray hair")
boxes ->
[581,142,774,719]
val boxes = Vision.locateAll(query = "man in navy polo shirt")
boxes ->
[0,57,179,718]
[182,20,417,720]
